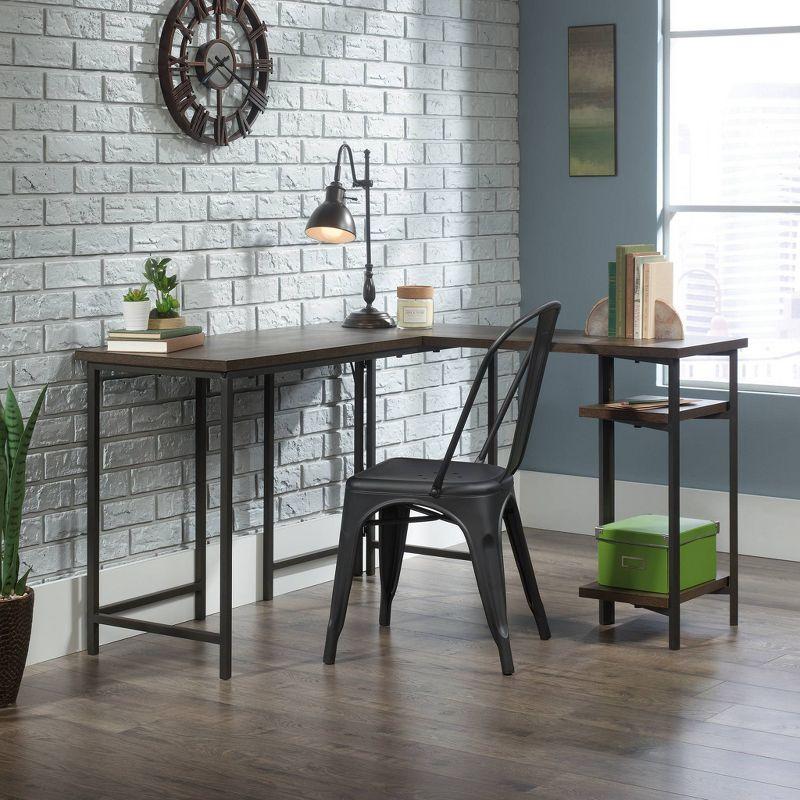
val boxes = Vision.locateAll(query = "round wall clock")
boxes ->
[158,0,272,146]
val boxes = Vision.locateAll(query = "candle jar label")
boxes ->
[402,307,428,324]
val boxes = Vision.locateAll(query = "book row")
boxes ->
[608,244,673,340]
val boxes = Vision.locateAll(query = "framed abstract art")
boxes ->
[568,24,617,177]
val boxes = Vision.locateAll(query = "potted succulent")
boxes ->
[144,256,184,330]
[0,385,46,708]
[122,284,151,331]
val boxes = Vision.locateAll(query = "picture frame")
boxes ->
[568,23,618,177]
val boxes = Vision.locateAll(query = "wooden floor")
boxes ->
[4,530,800,800]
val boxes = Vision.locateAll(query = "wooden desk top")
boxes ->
[74,323,748,375]
[427,326,747,360]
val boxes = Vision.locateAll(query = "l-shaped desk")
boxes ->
[76,324,747,678]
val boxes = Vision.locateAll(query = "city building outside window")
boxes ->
[665,0,800,392]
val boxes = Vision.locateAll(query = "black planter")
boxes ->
[0,588,34,708]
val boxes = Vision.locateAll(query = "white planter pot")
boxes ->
[122,301,151,331]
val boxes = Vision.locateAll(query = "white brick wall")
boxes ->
[0,0,521,583]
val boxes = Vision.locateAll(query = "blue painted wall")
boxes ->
[518,0,800,499]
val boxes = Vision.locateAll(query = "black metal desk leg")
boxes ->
[219,377,234,679]
[598,356,615,626]
[352,362,365,577]
[86,364,100,655]
[365,359,377,576]
[488,353,498,466]
[263,373,275,601]
[667,360,681,650]
[728,351,738,626]
[194,378,207,620]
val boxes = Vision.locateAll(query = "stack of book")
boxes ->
[608,244,673,339]
[106,325,205,353]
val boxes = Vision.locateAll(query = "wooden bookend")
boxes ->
[584,298,684,340]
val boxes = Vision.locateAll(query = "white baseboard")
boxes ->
[28,511,462,666]
[517,469,800,563]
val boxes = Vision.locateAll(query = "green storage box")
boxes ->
[596,515,718,594]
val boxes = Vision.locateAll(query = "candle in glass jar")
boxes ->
[396,285,434,329]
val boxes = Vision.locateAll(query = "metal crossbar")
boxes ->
[364,506,450,526]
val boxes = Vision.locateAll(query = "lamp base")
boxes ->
[342,305,396,329]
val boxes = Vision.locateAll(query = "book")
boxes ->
[642,260,673,340]
[625,251,658,338]
[615,244,655,337]
[106,333,205,353]
[625,255,634,338]
[633,260,642,339]
[604,395,696,411]
[607,261,617,337]
[107,326,202,340]
[633,253,664,339]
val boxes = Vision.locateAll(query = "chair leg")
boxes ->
[378,505,410,627]
[323,495,368,665]
[504,500,551,641]
[464,523,514,675]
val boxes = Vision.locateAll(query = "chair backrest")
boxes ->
[429,301,561,497]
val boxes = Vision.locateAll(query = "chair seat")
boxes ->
[348,457,509,497]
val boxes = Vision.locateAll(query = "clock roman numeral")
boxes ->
[254,58,273,75]
[175,19,194,40]
[215,115,228,146]
[190,107,209,137]
[246,85,267,111]
[168,55,201,71]
[172,79,195,113]
[236,109,251,136]
[235,0,248,23]
[214,0,226,13]
[190,0,209,21]
[247,21,267,42]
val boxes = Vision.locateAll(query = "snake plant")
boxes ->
[0,385,46,598]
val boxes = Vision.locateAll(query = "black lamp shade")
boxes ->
[305,183,357,244]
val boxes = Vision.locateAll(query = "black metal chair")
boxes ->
[323,301,561,675]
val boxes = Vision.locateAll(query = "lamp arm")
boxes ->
[331,142,377,311]
[333,142,374,190]
[334,143,359,186]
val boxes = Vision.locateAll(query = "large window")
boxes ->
[665,0,800,391]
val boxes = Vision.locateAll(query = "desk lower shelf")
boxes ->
[578,576,730,609]
[579,399,729,427]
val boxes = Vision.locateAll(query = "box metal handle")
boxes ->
[620,555,646,570]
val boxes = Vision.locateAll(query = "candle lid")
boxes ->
[397,285,434,300]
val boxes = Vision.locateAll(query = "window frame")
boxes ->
[662,0,800,395]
